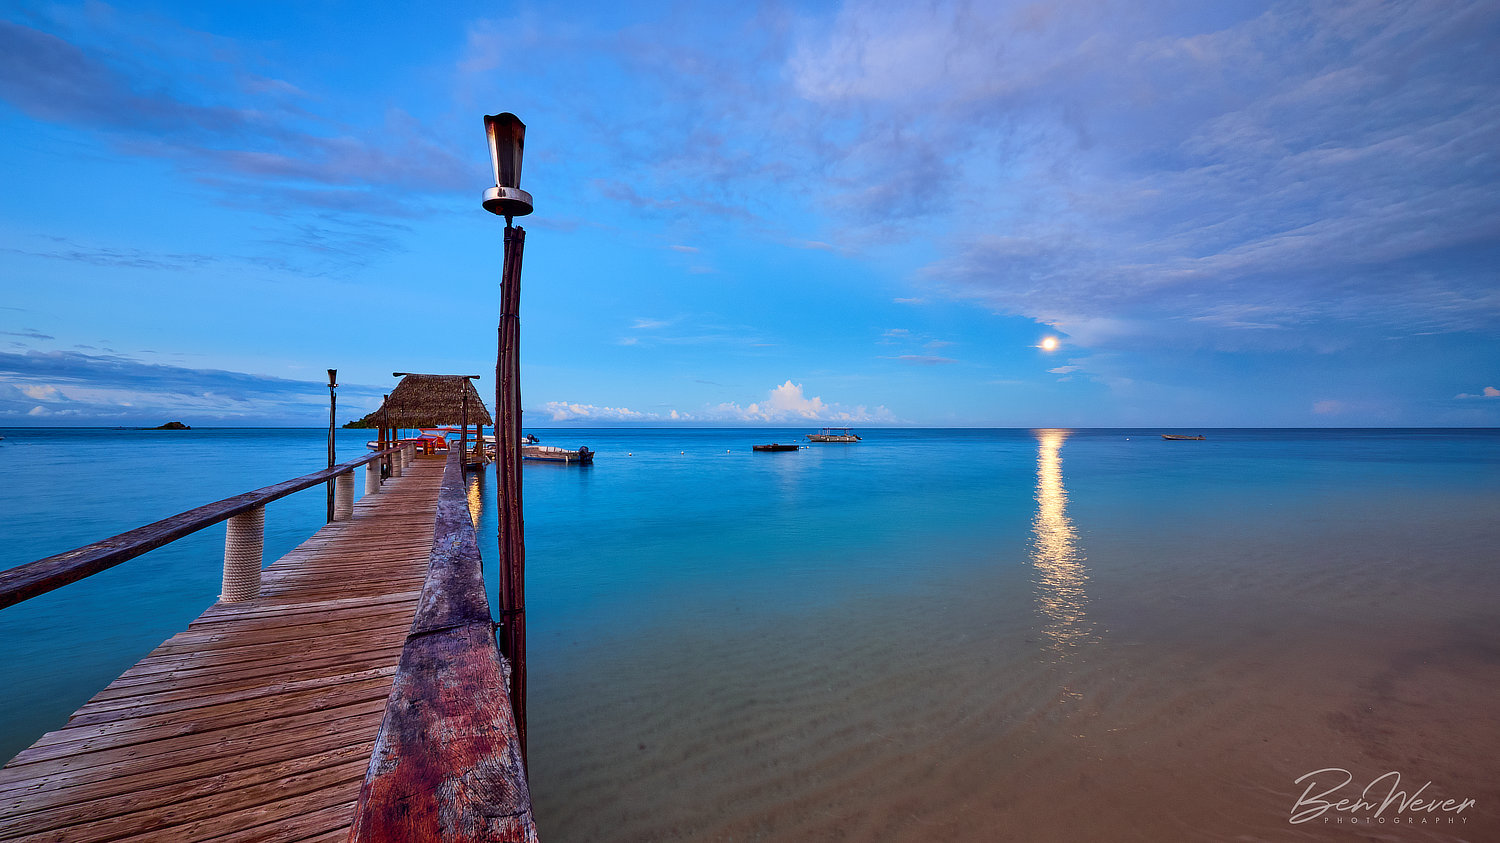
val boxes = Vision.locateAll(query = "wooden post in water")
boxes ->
[485,111,533,765]
[327,369,337,523]
[496,222,527,763]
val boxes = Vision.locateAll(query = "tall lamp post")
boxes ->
[483,112,533,763]
[326,369,338,523]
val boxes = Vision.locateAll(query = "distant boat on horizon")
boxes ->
[807,428,861,442]
[1161,434,1206,441]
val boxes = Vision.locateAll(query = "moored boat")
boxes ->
[753,443,799,452]
[523,444,594,464]
[1161,434,1206,441]
[806,427,861,442]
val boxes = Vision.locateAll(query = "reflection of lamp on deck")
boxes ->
[482,112,531,764]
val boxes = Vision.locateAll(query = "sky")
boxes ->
[1,0,1497,428]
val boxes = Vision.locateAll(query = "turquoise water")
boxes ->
[2,428,1498,840]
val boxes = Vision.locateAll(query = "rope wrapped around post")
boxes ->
[366,461,382,496]
[335,472,355,520]
[221,506,264,602]
[391,451,404,478]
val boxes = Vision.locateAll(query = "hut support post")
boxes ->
[496,223,528,764]
[461,392,470,469]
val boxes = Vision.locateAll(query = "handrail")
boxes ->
[349,449,537,842]
[0,446,405,610]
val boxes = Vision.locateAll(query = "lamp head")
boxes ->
[483,112,533,219]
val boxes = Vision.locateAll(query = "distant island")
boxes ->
[150,421,191,430]
[342,419,378,429]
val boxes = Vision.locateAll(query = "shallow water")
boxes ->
[1,427,1497,840]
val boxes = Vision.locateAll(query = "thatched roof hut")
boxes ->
[358,374,493,429]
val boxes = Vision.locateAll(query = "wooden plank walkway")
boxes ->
[0,456,448,842]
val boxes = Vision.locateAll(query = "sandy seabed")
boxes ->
[528,495,1499,842]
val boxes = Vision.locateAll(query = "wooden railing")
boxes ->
[349,448,537,842]
[0,444,413,610]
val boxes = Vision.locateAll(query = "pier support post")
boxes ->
[221,506,264,602]
[390,450,404,477]
[365,461,381,496]
[334,472,355,520]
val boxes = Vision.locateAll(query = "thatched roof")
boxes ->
[358,374,493,428]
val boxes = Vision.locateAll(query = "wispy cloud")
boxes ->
[538,380,893,424]
[1455,386,1500,399]
[883,355,956,366]
[789,1,1500,348]
[0,349,383,424]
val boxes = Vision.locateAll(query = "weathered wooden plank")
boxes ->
[108,787,358,843]
[0,698,389,774]
[92,644,405,701]
[68,666,398,723]
[0,739,373,836]
[0,707,380,804]
[1,758,369,840]
[349,452,536,842]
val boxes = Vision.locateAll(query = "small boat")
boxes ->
[806,427,861,443]
[523,444,594,464]
[1161,434,1205,441]
[753,443,799,452]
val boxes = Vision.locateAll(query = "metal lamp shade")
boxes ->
[483,112,533,218]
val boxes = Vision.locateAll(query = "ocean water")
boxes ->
[1,427,1498,840]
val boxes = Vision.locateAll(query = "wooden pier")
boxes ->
[0,450,534,842]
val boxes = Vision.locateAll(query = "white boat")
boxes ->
[806,427,861,442]
[523,444,594,464]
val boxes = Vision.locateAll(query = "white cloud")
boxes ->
[540,401,653,422]
[709,380,893,423]
[1454,386,1500,399]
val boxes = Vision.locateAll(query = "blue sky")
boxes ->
[1,0,1496,427]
